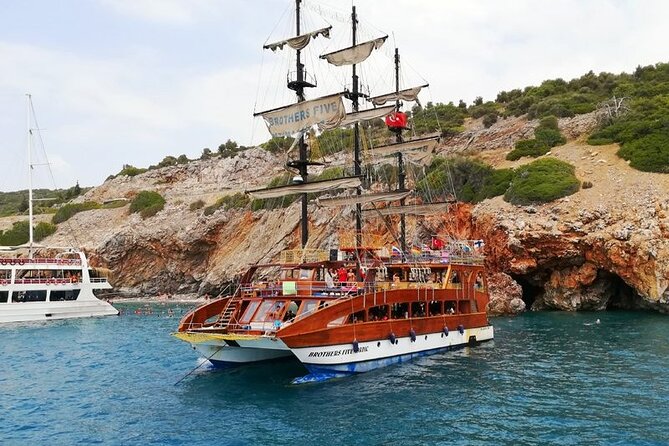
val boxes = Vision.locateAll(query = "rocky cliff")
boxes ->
[35,112,669,315]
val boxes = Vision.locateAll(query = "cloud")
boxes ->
[98,0,222,25]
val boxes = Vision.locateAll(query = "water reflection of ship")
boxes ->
[174,0,493,380]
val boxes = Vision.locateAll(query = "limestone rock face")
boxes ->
[28,113,669,315]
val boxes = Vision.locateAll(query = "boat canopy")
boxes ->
[370,135,440,157]
[317,189,411,207]
[369,84,429,106]
[320,36,387,66]
[247,176,362,200]
[320,105,395,131]
[263,26,332,52]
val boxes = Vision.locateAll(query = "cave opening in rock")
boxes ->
[511,275,544,308]
[605,273,642,310]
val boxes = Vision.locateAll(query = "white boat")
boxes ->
[0,95,118,324]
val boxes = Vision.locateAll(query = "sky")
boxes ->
[1,0,667,192]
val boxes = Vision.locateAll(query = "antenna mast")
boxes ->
[27,94,35,259]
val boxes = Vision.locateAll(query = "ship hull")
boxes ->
[290,325,493,375]
[0,298,118,323]
[182,334,294,366]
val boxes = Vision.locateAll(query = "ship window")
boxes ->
[368,305,389,321]
[347,310,365,324]
[0,291,8,303]
[284,300,300,321]
[252,301,275,322]
[391,303,409,319]
[411,302,426,318]
[327,316,346,327]
[240,300,260,323]
[445,301,456,314]
[14,290,47,302]
[474,272,485,291]
[299,269,311,280]
[50,290,80,301]
[297,299,319,319]
[262,301,285,322]
[428,300,442,316]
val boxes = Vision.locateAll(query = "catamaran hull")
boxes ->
[0,299,118,324]
[291,325,493,375]
[188,337,294,366]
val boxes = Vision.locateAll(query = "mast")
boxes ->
[295,0,309,248]
[394,48,407,256]
[352,6,362,250]
[27,94,34,259]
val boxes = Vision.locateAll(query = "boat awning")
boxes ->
[370,135,440,157]
[247,176,362,200]
[320,105,395,131]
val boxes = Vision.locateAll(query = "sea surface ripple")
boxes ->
[1,304,668,445]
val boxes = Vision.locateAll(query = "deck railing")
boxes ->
[0,258,82,266]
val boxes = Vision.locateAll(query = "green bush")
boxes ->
[415,157,512,203]
[52,201,101,224]
[0,221,29,246]
[116,165,147,177]
[617,133,669,172]
[504,158,580,205]
[34,222,57,241]
[482,113,498,128]
[129,191,165,219]
[506,139,550,161]
[190,200,205,211]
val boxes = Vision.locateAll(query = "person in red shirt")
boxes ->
[337,266,348,284]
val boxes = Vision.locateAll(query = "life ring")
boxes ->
[17,259,25,266]
[9,259,16,265]
[0,259,7,265]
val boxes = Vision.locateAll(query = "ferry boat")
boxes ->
[0,95,118,324]
[175,0,494,377]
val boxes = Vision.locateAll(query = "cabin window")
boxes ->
[50,290,80,301]
[240,301,261,323]
[428,300,442,316]
[448,271,462,288]
[14,290,47,302]
[284,300,300,321]
[265,301,285,321]
[297,299,319,319]
[411,302,426,318]
[474,272,485,291]
[347,310,366,324]
[327,315,347,327]
[0,291,8,303]
[368,305,389,321]
[458,300,471,314]
[445,301,456,314]
[251,301,275,322]
[391,303,409,319]
[299,269,311,280]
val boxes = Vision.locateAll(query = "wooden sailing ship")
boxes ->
[175,0,493,379]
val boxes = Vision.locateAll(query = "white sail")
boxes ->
[369,85,428,106]
[370,135,440,157]
[362,202,453,216]
[257,94,346,138]
[264,26,332,52]
[317,190,411,207]
[320,105,395,130]
[247,176,362,200]
[320,36,387,66]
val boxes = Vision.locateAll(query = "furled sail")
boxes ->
[370,135,440,157]
[369,84,428,106]
[263,26,332,52]
[317,190,411,208]
[256,93,346,138]
[362,202,453,216]
[247,176,362,200]
[320,105,395,130]
[320,36,388,66]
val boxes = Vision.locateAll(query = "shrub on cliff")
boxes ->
[52,201,101,224]
[129,191,165,219]
[116,165,147,177]
[506,115,566,161]
[203,193,250,216]
[416,157,512,203]
[34,222,57,241]
[0,221,56,245]
[504,158,580,205]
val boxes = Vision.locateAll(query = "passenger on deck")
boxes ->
[337,266,348,285]
[347,269,356,283]
[392,273,400,287]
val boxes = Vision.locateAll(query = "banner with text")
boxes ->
[261,94,346,138]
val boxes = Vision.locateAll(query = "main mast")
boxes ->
[351,6,362,250]
[394,48,407,256]
[27,93,34,259]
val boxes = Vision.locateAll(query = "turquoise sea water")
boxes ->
[1,303,669,445]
